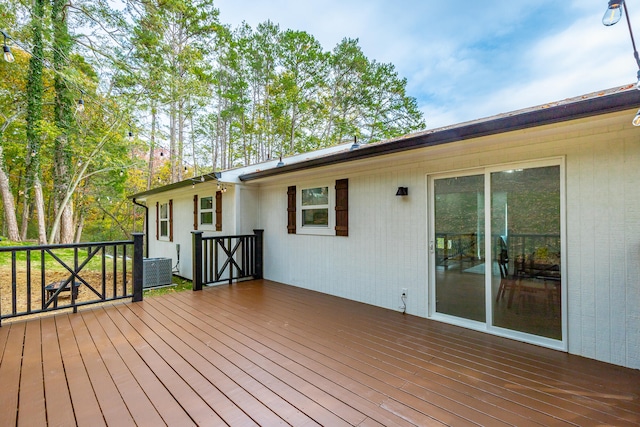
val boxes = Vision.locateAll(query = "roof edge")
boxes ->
[128,172,221,200]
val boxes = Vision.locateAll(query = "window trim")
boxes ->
[297,183,335,236]
[200,195,215,226]
[158,200,173,241]
[196,191,223,232]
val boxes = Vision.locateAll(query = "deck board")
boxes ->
[18,320,47,427]
[41,316,76,427]
[0,322,25,427]
[0,279,638,426]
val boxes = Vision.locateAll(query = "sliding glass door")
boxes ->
[433,174,485,323]
[429,161,564,346]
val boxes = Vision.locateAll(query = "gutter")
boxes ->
[132,198,149,257]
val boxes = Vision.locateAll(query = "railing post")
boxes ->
[132,233,144,302]
[192,231,203,291]
[253,229,264,280]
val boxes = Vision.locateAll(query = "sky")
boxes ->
[212,0,640,129]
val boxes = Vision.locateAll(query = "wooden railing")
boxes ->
[192,230,263,290]
[435,232,561,272]
[0,233,143,325]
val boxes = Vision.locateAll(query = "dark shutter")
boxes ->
[169,199,173,242]
[215,191,222,231]
[335,179,348,236]
[193,195,198,231]
[287,186,296,234]
[155,202,159,240]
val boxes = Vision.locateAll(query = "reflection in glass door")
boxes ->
[433,175,485,322]
[430,163,563,343]
[491,166,562,340]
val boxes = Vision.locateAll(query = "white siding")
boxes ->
[255,111,640,369]
[145,183,237,280]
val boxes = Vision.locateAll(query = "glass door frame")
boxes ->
[427,158,567,351]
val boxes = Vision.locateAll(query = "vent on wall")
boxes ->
[142,258,172,288]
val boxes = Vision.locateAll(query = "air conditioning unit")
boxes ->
[142,258,172,288]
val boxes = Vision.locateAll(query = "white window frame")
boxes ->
[159,202,170,239]
[297,184,335,236]
[200,195,214,226]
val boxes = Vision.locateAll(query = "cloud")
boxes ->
[213,0,638,128]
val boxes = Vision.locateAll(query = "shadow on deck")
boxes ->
[1,279,638,426]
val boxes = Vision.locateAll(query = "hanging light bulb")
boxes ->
[128,129,134,142]
[2,44,14,63]
[632,109,640,126]
[119,169,124,176]
[200,175,205,182]
[31,150,36,157]
[184,166,188,173]
[160,150,164,157]
[1,31,14,63]
[603,0,624,26]
[76,98,85,113]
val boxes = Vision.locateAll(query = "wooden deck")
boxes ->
[0,279,638,426]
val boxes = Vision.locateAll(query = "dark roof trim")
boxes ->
[240,88,640,182]
[128,172,221,199]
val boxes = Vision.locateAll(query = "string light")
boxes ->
[1,30,14,63]
[76,90,85,113]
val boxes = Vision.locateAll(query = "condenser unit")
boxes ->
[142,257,172,288]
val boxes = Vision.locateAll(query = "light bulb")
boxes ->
[632,109,640,126]
[76,98,85,113]
[3,45,14,63]
[128,131,134,142]
[602,0,623,26]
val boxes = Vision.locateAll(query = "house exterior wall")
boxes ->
[253,111,640,369]
[144,183,238,280]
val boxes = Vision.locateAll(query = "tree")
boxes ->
[25,0,47,244]
[0,1,426,243]
[51,0,76,243]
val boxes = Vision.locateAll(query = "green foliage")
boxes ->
[1,0,426,243]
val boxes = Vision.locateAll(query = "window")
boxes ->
[195,192,222,231]
[301,187,329,227]
[200,196,214,225]
[287,179,348,236]
[156,200,173,241]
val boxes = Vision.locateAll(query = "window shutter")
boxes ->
[169,199,174,242]
[287,186,296,234]
[193,195,198,231]
[155,202,159,240]
[335,179,348,236]
[215,191,222,231]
